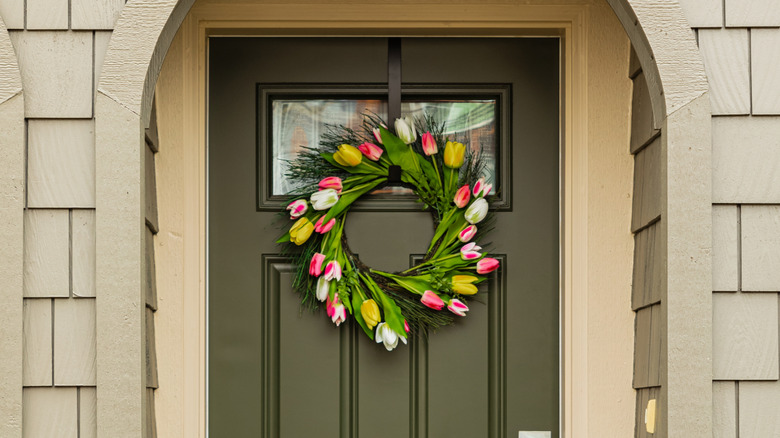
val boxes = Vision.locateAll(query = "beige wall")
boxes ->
[673,0,780,435]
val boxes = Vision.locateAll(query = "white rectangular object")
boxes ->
[519,432,551,438]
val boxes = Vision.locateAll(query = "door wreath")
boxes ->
[277,114,500,351]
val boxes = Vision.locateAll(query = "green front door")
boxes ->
[208,37,560,437]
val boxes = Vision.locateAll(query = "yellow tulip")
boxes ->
[443,141,466,168]
[289,217,314,245]
[451,275,479,295]
[361,299,381,330]
[333,144,363,167]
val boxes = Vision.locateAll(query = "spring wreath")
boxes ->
[277,114,500,351]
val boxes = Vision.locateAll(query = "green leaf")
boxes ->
[322,178,384,222]
[351,290,374,340]
[276,231,291,244]
[372,287,406,337]
[379,127,419,175]
[392,275,433,296]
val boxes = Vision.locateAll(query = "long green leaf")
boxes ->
[322,178,385,222]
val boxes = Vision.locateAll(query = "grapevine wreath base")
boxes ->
[277,114,500,351]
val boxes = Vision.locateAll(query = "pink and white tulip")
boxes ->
[309,253,325,276]
[460,242,483,260]
[447,298,469,316]
[476,257,500,274]
[358,142,384,161]
[421,132,437,155]
[372,127,384,144]
[316,277,330,302]
[323,260,342,281]
[314,216,336,234]
[327,294,347,326]
[375,322,407,351]
[458,225,477,243]
[453,185,471,208]
[472,177,492,198]
[286,199,308,219]
[318,176,343,193]
[420,290,445,310]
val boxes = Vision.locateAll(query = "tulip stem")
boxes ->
[402,253,460,274]
[432,158,443,191]
[340,178,382,195]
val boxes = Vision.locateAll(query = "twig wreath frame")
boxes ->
[277,113,500,351]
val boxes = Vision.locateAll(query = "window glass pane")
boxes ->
[270,98,498,197]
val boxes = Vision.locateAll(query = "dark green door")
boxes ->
[208,37,559,438]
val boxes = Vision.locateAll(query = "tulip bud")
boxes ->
[458,225,477,243]
[310,188,339,210]
[420,290,445,310]
[323,260,342,281]
[447,298,470,316]
[464,198,488,224]
[319,176,343,193]
[476,257,500,274]
[451,275,479,295]
[453,185,471,208]
[421,132,437,155]
[360,299,381,330]
[333,144,363,167]
[372,127,384,144]
[314,216,336,234]
[404,320,410,333]
[286,199,308,219]
[376,322,407,351]
[443,141,466,168]
[327,294,347,326]
[358,142,384,161]
[460,242,483,260]
[316,277,330,302]
[309,252,325,276]
[394,117,417,144]
[289,217,314,245]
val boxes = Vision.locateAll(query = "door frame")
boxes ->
[165,4,597,437]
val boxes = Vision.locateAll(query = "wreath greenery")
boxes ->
[276,113,500,351]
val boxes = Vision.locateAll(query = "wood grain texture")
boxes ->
[145,146,159,233]
[713,381,737,438]
[739,380,780,437]
[712,116,780,203]
[751,29,780,115]
[72,210,96,298]
[9,31,93,118]
[725,0,780,27]
[632,221,665,309]
[145,307,158,389]
[630,72,659,153]
[677,0,723,27]
[71,0,123,30]
[22,387,78,438]
[23,299,52,386]
[631,137,662,232]
[0,0,24,29]
[633,304,662,388]
[146,387,158,438]
[698,29,750,115]
[94,32,111,109]
[145,227,157,310]
[634,386,661,438]
[712,205,738,292]
[25,0,68,29]
[23,209,69,297]
[713,292,778,380]
[146,98,159,152]
[54,298,96,386]
[79,387,97,438]
[741,206,780,291]
[27,119,95,208]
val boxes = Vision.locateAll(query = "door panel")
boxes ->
[209,37,560,437]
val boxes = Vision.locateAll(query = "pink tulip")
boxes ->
[420,290,445,310]
[372,127,384,144]
[404,320,410,333]
[447,298,469,316]
[319,176,343,193]
[473,177,492,198]
[460,242,483,260]
[458,225,477,243]
[476,257,500,274]
[358,142,384,161]
[314,216,336,234]
[309,253,325,276]
[286,199,308,219]
[327,294,347,326]
[324,260,342,281]
[421,132,437,155]
[453,185,471,208]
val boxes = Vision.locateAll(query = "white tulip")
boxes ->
[464,198,489,224]
[310,188,339,210]
[375,322,407,351]
[394,117,417,144]
[316,277,330,302]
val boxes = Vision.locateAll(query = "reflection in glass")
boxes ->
[270,98,497,196]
